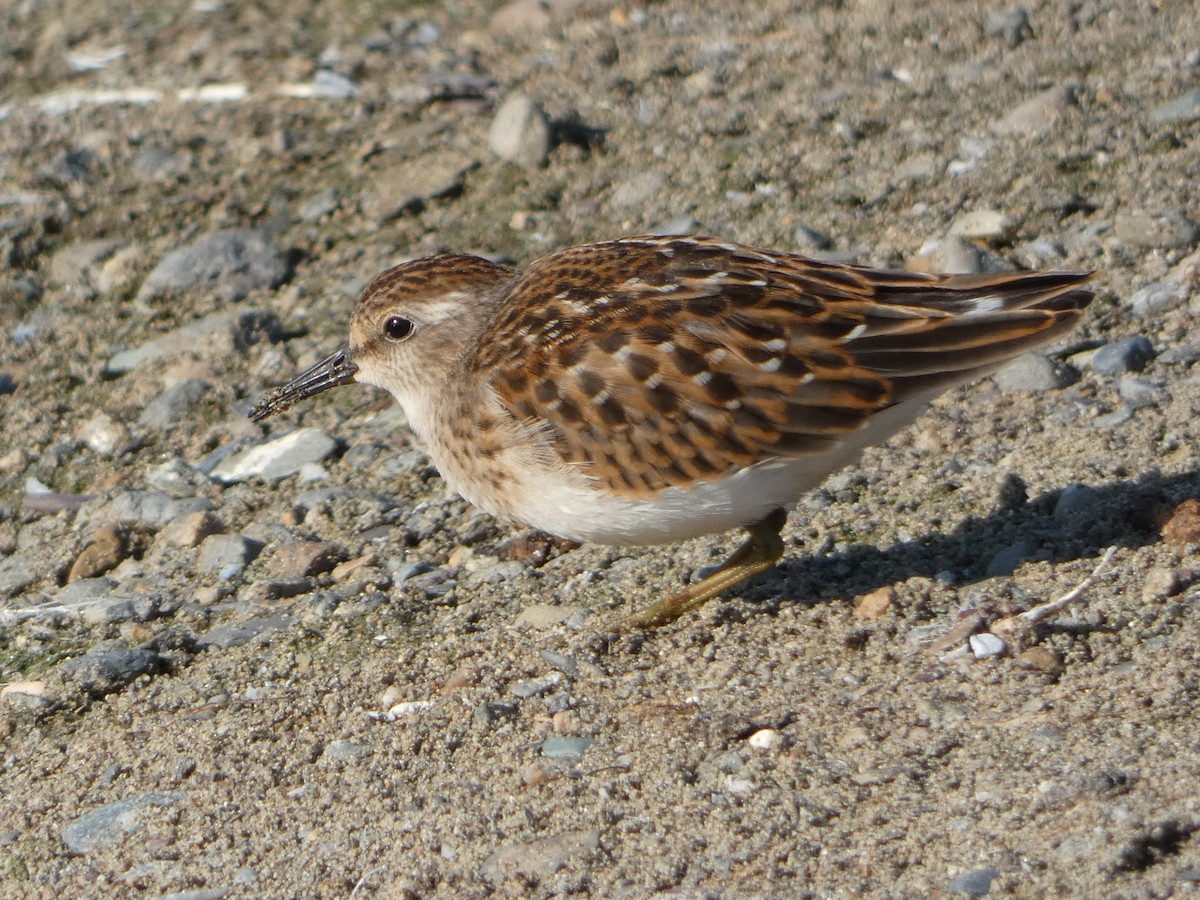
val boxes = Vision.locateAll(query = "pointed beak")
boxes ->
[248,348,359,422]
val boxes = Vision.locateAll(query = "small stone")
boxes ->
[991,84,1075,137]
[0,552,38,598]
[1129,280,1186,316]
[97,244,148,296]
[1162,499,1200,547]
[269,540,344,578]
[993,354,1078,392]
[747,728,782,751]
[363,152,477,224]
[512,673,562,699]
[0,680,46,700]
[299,188,340,222]
[61,792,186,853]
[541,736,594,760]
[515,603,583,628]
[137,379,210,429]
[137,228,292,303]
[197,615,296,649]
[928,235,984,274]
[488,94,552,169]
[1148,88,1200,125]
[161,510,225,548]
[984,540,1038,577]
[985,7,1031,47]
[1054,484,1100,524]
[1118,376,1167,410]
[1090,336,1156,374]
[77,411,132,457]
[854,585,896,620]
[1114,209,1199,251]
[210,428,337,483]
[489,0,552,38]
[68,524,129,582]
[948,866,999,896]
[610,170,668,209]
[948,209,1016,241]
[59,648,166,698]
[104,309,283,375]
[480,829,600,884]
[1016,646,1065,674]
[198,533,263,574]
[969,632,1006,658]
[1141,567,1194,602]
[473,700,519,730]
[48,239,120,287]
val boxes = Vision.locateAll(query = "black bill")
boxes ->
[248,348,359,422]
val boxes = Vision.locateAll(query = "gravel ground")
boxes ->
[2,0,1200,896]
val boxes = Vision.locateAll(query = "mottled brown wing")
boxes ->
[469,236,1092,498]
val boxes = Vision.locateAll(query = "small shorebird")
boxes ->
[249,236,1093,627]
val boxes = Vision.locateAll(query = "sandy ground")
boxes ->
[1,0,1199,896]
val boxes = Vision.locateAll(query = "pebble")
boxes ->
[161,510,226,548]
[1118,376,1168,410]
[364,152,478,224]
[1129,280,1186,316]
[1148,88,1200,126]
[853,585,896,620]
[1094,406,1133,429]
[488,93,552,169]
[984,540,1039,577]
[299,188,339,222]
[479,829,600,885]
[969,632,1006,659]
[1141,567,1196,601]
[198,533,262,574]
[747,728,782,751]
[61,791,187,853]
[1162,499,1200,546]
[137,379,211,429]
[985,7,1031,47]
[512,673,563,698]
[269,540,344,578]
[93,491,211,531]
[1090,336,1156,374]
[1053,484,1100,524]
[610,170,668,209]
[948,866,999,895]
[59,647,166,697]
[1016,646,1065,674]
[197,614,297,650]
[104,309,284,375]
[948,208,1015,242]
[474,700,520,729]
[1114,209,1199,251]
[0,552,38,598]
[540,736,594,760]
[68,524,129,582]
[515,602,584,628]
[992,354,1078,392]
[137,228,292,303]
[48,238,120,287]
[77,411,132,457]
[210,428,337,483]
[991,84,1075,137]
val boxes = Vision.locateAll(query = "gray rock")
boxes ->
[1148,88,1200,126]
[480,828,600,884]
[512,673,563,698]
[59,648,166,697]
[948,209,1016,241]
[1094,406,1134,429]
[48,239,120,287]
[993,354,1078,392]
[985,540,1039,577]
[92,491,185,530]
[1091,336,1156,374]
[1129,280,1186,316]
[299,188,340,222]
[488,93,552,169]
[137,379,211,430]
[949,866,999,895]
[104,309,284,375]
[55,577,117,609]
[145,458,211,497]
[991,84,1075,137]
[61,791,187,853]
[198,533,263,574]
[985,7,1031,47]
[210,428,337,483]
[363,151,478,223]
[1118,376,1168,410]
[1054,484,1100,523]
[541,736,594,759]
[197,615,297,649]
[474,700,520,729]
[610,170,668,208]
[1114,210,1199,251]
[132,146,189,180]
[650,216,701,236]
[0,552,38,598]
[137,228,292,302]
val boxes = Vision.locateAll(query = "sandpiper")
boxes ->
[249,235,1093,627]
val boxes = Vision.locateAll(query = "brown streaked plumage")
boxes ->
[249,235,1094,627]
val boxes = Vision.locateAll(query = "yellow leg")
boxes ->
[626,509,787,629]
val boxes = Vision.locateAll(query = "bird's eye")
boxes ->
[383,315,414,342]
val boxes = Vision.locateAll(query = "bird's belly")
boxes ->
[494,457,834,546]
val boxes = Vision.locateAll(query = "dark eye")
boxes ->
[383,315,414,341]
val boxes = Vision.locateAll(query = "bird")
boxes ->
[248,235,1094,628]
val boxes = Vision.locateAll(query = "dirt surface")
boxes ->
[2,0,1200,896]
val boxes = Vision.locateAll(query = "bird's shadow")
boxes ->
[749,468,1199,610]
